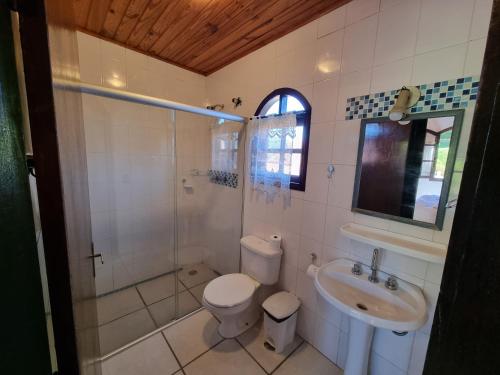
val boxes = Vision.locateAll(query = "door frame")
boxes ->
[14,0,99,374]
[424,0,500,373]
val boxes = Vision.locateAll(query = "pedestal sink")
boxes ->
[313,259,427,375]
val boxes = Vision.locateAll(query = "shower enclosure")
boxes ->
[72,80,246,356]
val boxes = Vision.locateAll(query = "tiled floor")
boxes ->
[101,309,343,375]
[97,263,219,355]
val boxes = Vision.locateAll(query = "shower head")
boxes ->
[206,104,224,111]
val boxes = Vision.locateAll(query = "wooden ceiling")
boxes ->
[72,0,350,75]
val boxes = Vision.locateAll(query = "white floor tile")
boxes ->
[136,273,186,305]
[99,308,156,355]
[237,320,303,373]
[183,339,266,375]
[178,264,218,288]
[148,290,201,327]
[163,309,223,366]
[102,333,180,375]
[97,287,144,325]
[189,281,209,304]
[273,342,342,375]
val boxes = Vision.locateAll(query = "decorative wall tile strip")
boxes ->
[208,170,238,188]
[344,76,480,120]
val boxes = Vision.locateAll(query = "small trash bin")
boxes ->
[262,291,301,353]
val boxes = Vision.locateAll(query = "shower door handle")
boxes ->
[88,253,104,264]
[89,242,104,278]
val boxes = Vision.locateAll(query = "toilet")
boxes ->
[202,235,282,338]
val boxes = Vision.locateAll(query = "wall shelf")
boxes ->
[340,223,447,264]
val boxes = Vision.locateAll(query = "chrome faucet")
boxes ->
[368,248,379,283]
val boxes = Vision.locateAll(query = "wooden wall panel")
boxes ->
[73,0,349,75]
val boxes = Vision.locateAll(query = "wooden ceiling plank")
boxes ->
[203,1,348,74]
[86,0,112,32]
[101,0,133,38]
[114,0,150,43]
[186,0,304,67]
[147,0,220,55]
[125,0,173,47]
[163,0,253,62]
[199,0,348,73]
[200,2,337,73]
[172,0,279,64]
[138,0,191,51]
[75,0,351,75]
[73,0,93,27]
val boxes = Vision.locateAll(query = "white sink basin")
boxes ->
[315,258,427,331]
[313,258,427,375]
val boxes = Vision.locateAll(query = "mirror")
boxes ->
[352,110,464,230]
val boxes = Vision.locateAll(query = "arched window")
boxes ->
[255,88,311,191]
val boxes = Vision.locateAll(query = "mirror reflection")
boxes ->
[352,111,463,229]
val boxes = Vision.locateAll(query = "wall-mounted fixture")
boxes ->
[389,86,420,122]
[207,104,224,111]
[232,97,242,108]
[327,163,335,179]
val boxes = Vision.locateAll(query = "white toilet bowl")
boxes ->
[203,235,283,338]
[202,273,261,338]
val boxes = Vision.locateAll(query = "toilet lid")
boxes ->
[203,273,256,308]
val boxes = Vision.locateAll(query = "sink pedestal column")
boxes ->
[345,318,374,375]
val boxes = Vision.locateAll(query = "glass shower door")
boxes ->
[173,112,244,315]
[82,95,178,356]
[82,96,245,356]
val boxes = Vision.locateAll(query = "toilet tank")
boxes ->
[240,235,282,285]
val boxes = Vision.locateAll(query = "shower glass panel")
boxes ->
[174,112,244,308]
[82,94,244,357]
[82,94,177,356]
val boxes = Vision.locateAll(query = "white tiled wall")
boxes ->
[206,0,493,374]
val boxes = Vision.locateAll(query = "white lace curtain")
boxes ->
[249,113,297,199]
[211,119,240,172]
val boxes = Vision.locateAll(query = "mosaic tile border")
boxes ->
[208,170,238,188]
[345,76,480,120]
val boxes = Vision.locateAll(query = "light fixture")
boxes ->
[389,86,420,122]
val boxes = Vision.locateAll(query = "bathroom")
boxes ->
[1,0,498,374]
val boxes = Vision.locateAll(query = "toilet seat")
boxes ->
[203,273,256,308]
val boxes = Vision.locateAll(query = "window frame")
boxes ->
[254,88,311,191]
[420,127,453,181]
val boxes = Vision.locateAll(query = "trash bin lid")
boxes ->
[262,291,301,320]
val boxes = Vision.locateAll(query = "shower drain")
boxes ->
[188,270,198,276]
[356,303,368,311]
[264,342,275,351]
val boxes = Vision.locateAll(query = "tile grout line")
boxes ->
[96,266,181,299]
[135,284,162,328]
[179,337,226,369]
[234,335,272,375]
[99,307,205,362]
[270,340,306,375]
[97,304,146,328]
[160,331,187,375]
[185,283,204,305]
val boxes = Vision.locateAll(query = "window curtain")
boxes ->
[211,119,240,172]
[249,113,297,199]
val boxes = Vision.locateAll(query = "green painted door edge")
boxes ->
[0,3,53,375]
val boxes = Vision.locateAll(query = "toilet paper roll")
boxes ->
[306,264,319,279]
[269,234,282,250]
